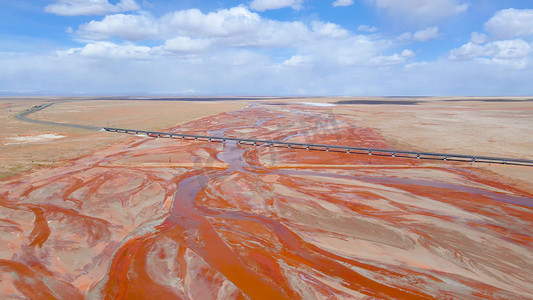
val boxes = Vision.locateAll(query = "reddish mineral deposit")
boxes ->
[1,100,532,299]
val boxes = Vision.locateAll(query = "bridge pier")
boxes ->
[102,126,533,167]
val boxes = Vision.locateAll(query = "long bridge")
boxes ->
[12,102,533,166]
[104,127,533,166]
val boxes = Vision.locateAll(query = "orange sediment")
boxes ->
[0,103,532,299]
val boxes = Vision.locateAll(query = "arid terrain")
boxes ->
[0,97,532,299]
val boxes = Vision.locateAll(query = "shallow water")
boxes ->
[1,104,532,299]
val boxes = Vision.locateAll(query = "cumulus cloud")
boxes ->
[160,7,313,48]
[282,55,310,67]
[358,25,378,32]
[311,21,349,39]
[484,9,533,39]
[470,32,489,45]
[398,27,439,42]
[333,0,354,7]
[161,37,212,53]
[78,14,158,40]
[66,41,154,59]
[449,39,531,69]
[76,7,356,49]
[447,8,533,70]
[56,4,425,77]
[249,0,304,11]
[367,51,412,66]
[413,26,440,42]
[3,46,533,96]
[366,0,468,23]
[159,7,262,39]
[400,49,415,57]
[16,4,522,96]
[45,0,139,16]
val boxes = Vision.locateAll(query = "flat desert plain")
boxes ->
[0,97,532,299]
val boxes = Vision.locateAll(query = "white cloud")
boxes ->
[77,7,357,49]
[333,0,354,7]
[78,14,158,40]
[358,25,378,33]
[368,53,408,66]
[413,26,439,42]
[17,4,533,96]
[159,7,263,39]
[75,42,154,59]
[484,9,533,39]
[364,49,415,66]
[401,49,415,57]
[161,37,212,53]
[249,0,304,11]
[3,47,533,96]
[296,34,401,67]
[366,0,468,23]
[311,21,349,39]
[45,0,140,16]
[449,39,531,69]
[398,27,439,42]
[282,55,309,67]
[71,6,416,73]
[470,32,489,45]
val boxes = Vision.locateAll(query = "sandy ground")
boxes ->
[0,99,246,179]
[0,97,532,299]
[327,98,533,192]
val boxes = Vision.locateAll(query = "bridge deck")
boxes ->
[104,127,533,166]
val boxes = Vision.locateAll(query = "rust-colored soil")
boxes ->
[0,99,532,299]
[0,99,246,179]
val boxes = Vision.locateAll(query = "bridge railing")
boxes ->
[103,127,533,166]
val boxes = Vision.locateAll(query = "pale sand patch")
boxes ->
[4,133,65,145]
[297,102,336,107]
[331,100,533,159]
[30,100,247,131]
[478,164,533,194]
[0,99,247,179]
[262,174,279,183]
[289,173,488,221]
[296,230,531,297]
[327,98,533,192]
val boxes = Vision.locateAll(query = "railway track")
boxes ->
[104,127,533,166]
[12,101,533,167]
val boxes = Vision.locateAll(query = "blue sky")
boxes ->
[0,0,532,96]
